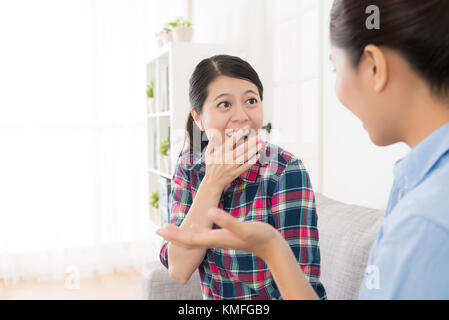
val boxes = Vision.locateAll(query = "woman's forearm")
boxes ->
[264,234,319,300]
[167,176,222,284]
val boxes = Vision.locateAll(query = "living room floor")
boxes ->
[0,270,141,300]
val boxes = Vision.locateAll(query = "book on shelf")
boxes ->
[158,176,172,227]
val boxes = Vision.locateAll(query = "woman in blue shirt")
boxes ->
[157,0,449,299]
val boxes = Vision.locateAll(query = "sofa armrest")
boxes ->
[141,260,202,300]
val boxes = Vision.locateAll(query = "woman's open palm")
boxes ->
[156,208,280,261]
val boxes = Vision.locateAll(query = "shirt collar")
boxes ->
[394,121,449,190]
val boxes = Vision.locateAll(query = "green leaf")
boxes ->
[167,17,191,29]
[150,191,159,209]
[146,81,154,98]
[159,138,169,156]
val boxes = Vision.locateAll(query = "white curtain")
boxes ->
[0,0,168,285]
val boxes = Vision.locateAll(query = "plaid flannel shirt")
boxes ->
[159,142,326,300]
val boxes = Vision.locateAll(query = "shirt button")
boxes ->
[227,194,232,198]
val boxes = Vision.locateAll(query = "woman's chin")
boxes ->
[367,130,398,147]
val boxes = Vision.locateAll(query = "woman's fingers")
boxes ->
[156,225,196,249]
[208,208,249,240]
[234,134,258,163]
[189,223,209,234]
[155,209,261,252]
[233,154,260,177]
[205,135,216,164]
[156,223,230,249]
[226,132,260,165]
[206,135,215,156]
[225,129,248,150]
[235,139,261,165]
[223,129,253,163]
[209,129,260,166]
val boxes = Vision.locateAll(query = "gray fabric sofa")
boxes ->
[141,193,384,300]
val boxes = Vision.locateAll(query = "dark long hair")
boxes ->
[180,55,264,158]
[330,0,449,97]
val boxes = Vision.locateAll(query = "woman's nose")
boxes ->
[231,103,249,123]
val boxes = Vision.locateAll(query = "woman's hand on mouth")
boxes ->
[203,128,261,192]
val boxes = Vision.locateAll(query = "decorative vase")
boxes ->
[172,26,193,42]
[162,32,173,45]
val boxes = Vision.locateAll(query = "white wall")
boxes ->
[266,0,323,193]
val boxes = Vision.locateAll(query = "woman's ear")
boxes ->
[191,109,204,131]
[363,44,388,93]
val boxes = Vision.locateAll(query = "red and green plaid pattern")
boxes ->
[159,142,326,300]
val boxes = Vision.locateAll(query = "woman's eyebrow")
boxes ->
[214,90,258,102]
[244,90,259,96]
[214,93,231,101]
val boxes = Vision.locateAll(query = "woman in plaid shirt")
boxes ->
[159,55,326,300]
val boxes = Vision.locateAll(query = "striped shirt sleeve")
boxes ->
[159,163,193,269]
[271,158,326,299]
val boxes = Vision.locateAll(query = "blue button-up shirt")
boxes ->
[358,122,449,299]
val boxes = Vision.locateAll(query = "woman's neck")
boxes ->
[402,95,449,148]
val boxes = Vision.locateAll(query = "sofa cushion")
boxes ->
[141,260,202,300]
[315,193,384,300]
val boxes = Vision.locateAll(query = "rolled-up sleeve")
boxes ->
[271,158,326,299]
[159,163,193,269]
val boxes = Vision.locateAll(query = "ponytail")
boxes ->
[178,112,209,159]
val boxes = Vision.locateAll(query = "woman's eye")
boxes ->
[247,98,258,105]
[218,101,231,108]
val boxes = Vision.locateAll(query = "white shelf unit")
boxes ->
[147,42,240,226]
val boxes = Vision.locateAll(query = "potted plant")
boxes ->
[150,191,159,209]
[146,80,155,113]
[149,190,159,222]
[159,138,170,174]
[155,31,164,48]
[168,17,193,42]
